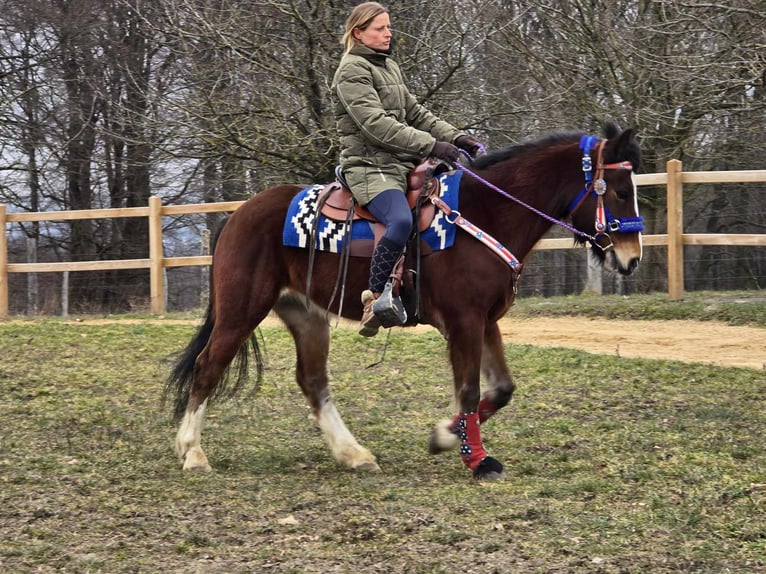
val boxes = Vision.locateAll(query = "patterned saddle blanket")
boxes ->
[282,170,462,257]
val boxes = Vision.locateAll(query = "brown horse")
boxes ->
[165,123,643,480]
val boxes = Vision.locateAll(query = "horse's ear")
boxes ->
[612,126,636,149]
[609,126,641,172]
[602,122,622,139]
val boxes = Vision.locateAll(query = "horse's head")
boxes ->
[569,124,643,275]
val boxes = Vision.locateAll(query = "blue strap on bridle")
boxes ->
[568,135,600,210]
[604,213,645,233]
[579,135,599,185]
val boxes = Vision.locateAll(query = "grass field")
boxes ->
[0,293,764,573]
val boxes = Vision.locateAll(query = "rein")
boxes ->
[454,134,643,252]
[455,160,596,244]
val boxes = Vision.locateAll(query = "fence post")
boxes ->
[0,204,7,319]
[61,271,70,317]
[148,196,165,314]
[666,159,684,300]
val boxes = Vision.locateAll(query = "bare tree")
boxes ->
[1,0,764,311]
[480,0,765,292]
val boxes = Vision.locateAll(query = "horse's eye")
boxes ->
[614,186,632,201]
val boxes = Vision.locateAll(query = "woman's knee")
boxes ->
[386,215,412,245]
[367,189,412,245]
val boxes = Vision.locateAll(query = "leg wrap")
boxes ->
[448,398,498,434]
[456,411,488,470]
[478,398,498,423]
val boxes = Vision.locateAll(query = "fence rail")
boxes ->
[1,160,765,318]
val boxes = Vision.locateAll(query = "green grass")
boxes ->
[511,290,766,326]
[28,289,766,326]
[0,305,764,572]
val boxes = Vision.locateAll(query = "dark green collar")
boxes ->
[349,43,391,67]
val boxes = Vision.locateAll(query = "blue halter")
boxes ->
[568,135,644,234]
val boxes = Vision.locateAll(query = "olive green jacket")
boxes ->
[332,44,463,205]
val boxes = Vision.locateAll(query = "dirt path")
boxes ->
[399,316,764,370]
[69,315,766,371]
[492,317,766,371]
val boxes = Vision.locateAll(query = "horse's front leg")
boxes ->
[431,318,505,480]
[430,321,512,479]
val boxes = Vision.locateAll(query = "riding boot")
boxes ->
[359,289,381,337]
[359,237,402,337]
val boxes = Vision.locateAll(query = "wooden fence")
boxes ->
[1,159,765,318]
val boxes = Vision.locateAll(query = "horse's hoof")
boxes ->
[472,456,504,481]
[184,463,213,472]
[428,419,460,454]
[353,460,381,472]
[181,447,212,472]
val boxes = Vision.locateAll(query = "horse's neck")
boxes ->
[464,166,573,259]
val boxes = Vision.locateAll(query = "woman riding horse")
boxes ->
[165,122,644,481]
[332,2,484,336]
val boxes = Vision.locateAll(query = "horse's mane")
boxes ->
[471,131,584,171]
[472,124,641,173]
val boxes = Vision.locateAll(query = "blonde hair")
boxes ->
[341,2,389,53]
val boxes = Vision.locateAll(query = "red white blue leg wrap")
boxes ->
[450,398,497,429]
[455,411,488,470]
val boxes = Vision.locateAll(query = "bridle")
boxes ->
[448,133,644,262]
[567,135,644,250]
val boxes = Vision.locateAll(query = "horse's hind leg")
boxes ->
[176,327,255,471]
[478,320,516,420]
[177,400,211,471]
[274,292,379,471]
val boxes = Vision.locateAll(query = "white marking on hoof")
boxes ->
[182,447,212,472]
[317,401,379,470]
[175,401,213,472]
[429,418,460,454]
[352,459,381,472]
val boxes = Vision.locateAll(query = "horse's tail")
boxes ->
[163,216,264,422]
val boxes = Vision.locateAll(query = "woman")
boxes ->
[332,2,484,337]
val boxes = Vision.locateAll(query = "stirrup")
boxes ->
[372,280,407,328]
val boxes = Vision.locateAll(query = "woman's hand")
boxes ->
[430,141,461,162]
[454,135,485,158]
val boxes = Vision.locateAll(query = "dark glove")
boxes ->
[430,141,461,163]
[454,134,485,158]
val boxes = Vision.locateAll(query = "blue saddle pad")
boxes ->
[282,170,462,254]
